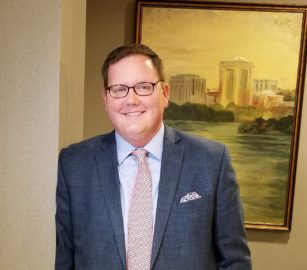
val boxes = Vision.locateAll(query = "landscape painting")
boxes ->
[136,1,307,230]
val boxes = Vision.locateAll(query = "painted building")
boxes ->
[254,79,278,93]
[219,57,254,106]
[252,80,282,108]
[169,74,206,105]
[205,90,220,106]
[253,90,285,108]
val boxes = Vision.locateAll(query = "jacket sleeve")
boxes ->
[55,150,74,270]
[213,146,252,270]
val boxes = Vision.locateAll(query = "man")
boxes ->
[55,44,252,269]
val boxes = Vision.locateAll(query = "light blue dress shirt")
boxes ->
[115,124,164,247]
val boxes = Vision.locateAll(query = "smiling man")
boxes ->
[55,44,252,270]
[102,52,169,148]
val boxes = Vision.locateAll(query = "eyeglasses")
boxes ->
[106,81,162,99]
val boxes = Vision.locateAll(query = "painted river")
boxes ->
[165,120,292,224]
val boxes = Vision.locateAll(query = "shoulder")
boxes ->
[165,124,226,155]
[164,125,230,168]
[59,131,115,164]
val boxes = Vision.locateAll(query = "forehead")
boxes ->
[108,54,159,84]
[111,54,153,69]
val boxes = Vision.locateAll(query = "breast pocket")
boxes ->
[174,192,212,215]
[166,192,214,240]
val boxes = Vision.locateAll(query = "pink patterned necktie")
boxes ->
[127,149,153,270]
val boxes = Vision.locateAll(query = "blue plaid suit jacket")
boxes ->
[55,125,251,269]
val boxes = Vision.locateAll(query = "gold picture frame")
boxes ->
[135,0,307,230]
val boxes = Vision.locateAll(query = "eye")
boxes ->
[112,85,127,93]
[136,83,152,91]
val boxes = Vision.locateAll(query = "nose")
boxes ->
[125,87,140,104]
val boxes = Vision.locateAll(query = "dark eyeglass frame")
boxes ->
[106,80,162,99]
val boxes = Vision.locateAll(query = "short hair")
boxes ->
[101,44,165,89]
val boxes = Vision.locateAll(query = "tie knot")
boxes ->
[132,148,147,163]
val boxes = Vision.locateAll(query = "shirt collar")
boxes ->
[115,124,165,165]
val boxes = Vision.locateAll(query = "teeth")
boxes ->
[125,111,142,116]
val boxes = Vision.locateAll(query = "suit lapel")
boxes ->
[95,132,126,268]
[151,126,184,267]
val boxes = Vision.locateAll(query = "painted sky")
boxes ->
[141,7,303,89]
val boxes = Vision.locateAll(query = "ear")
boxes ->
[101,89,108,111]
[162,83,170,108]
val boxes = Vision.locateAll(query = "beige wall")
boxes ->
[60,0,87,149]
[84,0,307,269]
[83,0,136,138]
[0,1,60,269]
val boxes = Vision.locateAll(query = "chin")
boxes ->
[126,127,146,137]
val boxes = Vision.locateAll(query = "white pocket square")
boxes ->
[180,192,202,204]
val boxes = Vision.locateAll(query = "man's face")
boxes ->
[102,54,169,147]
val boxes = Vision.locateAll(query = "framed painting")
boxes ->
[135,0,307,230]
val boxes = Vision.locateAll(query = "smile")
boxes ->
[123,111,144,116]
